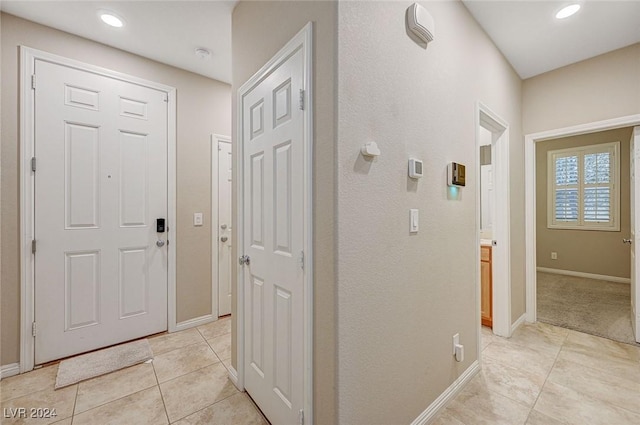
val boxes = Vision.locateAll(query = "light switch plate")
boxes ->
[194,213,203,226]
[410,209,419,233]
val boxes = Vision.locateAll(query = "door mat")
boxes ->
[55,339,153,389]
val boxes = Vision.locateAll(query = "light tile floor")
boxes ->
[433,322,640,425]
[0,316,268,425]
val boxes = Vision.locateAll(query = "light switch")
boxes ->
[410,209,419,233]
[194,213,203,226]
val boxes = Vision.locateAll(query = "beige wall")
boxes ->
[232,2,337,424]
[336,1,522,423]
[536,127,632,278]
[523,43,640,135]
[1,13,231,365]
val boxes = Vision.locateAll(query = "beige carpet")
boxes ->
[537,272,639,346]
[55,339,153,389]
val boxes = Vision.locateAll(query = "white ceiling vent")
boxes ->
[407,3,435,45]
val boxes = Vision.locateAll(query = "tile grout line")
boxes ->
[522,329,570,424]
[151,359,171,424]
[70,383,79,425]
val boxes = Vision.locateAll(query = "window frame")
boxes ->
[547,141,620,231]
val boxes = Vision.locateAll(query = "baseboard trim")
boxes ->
[511,313,526,334]
[1,363,20,380]
[537,267,630,284]
[227,365,240,389]
[410,360,480,425]
[174,314,216,332]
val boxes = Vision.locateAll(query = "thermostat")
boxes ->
[447,162,466,187]
[408,158,423,179]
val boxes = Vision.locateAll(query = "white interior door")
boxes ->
[241,47,305,424]
[34,60,168,364]
[631,127,640,342]
[218,138,233,316]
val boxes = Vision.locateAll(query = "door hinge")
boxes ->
[32,240,36,254]
[31,74,36,90]
[299,409,304,425]
[299,89,305,111]
[163,94,168,103]
[31,157,36,172]
[32,322,37,337]
[299,251,305,270]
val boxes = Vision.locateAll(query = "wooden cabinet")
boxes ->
[481,246,493,328]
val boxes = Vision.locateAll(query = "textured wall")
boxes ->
[523,43,640,134]
[336,1,522,423]
[536,127,632,278]
[232,2,337,424]
[1,13,231,365]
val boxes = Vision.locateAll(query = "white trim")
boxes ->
[476,102,511,338]
[211,134,232,319]
[174,314,217,332]
[1,363,21,380]
[409,361,480,425]
[236,22,314,424]
[227,365,240,389]
[525,114,640,323]
[511,313,526,334]
[19,46,178,372]
[537,267,630,284]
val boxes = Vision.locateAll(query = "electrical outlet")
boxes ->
[551,252,558,260]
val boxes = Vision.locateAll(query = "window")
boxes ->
[547,141,620,231]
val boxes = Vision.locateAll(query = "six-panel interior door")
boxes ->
[631,127,640,343]
[34,60,168,364]
[218,139,233,316]
[242,47,305,424]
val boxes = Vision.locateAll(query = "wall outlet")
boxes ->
[551,252,558,260]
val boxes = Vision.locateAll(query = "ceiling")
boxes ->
[463,0,640,79]
[2,1,639,83]
[0,1,238,83]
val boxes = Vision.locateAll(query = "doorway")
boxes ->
[525,115,640,344]
[20,48,177,370]
[236,23,313,424]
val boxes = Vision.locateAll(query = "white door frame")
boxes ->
[211,134,232,318]
[525,114,640,322]
[235,23,314,423]
[19,47,177,373]
[475,102,512,339]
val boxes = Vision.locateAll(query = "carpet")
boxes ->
[55,339,153,389]
[537,272,639,346]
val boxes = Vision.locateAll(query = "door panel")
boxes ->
[34,59,168,364]
[242,47,305,425]
[631,127,640,342]
[218,139,233,316]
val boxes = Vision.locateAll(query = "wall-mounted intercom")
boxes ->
[408,158,423,179]
[447,162,466,187]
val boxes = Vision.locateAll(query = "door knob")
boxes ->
[221,224,227,229]
[156,240,166,247]
[623,238,633,244]
[221,236,228,242]
[239,255,250,265]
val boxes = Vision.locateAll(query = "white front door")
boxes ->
[631,127,640,343]
[218,138,233,316]
[241,46,306,424]
[34,60,168,364]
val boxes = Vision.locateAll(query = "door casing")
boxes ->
[235,22,314,423]
[19,46,177,373]
[524,114,640,324]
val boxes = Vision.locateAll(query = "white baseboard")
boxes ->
[174,314,216,332]
[537,267,630,284]
[511,313,526,334]
[1,363,20,380]
[227,365,240,389]
[410,360,480,425]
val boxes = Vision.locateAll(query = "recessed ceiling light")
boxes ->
[195,48,212,60]
[99,11,125,28]
[555,4,581,20]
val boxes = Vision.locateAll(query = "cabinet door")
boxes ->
[481,257,493,328]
